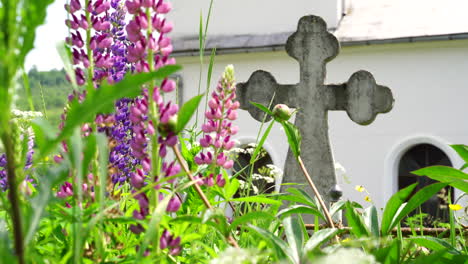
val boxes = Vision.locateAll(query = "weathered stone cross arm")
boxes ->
[325,71,394,125]
[237,70,298,122]
[238,69,394,126]
[237,15,394,204]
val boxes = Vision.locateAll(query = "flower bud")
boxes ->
[272,104,293,121]
[158,114,178,136]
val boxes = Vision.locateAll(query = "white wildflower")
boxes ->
[210,247,261,264]
[252,173,263,181]
[315,248,378,264]
[230,147,246,154]
[266,164,283,179]
[252,185,259,194]
[244,147,255,155]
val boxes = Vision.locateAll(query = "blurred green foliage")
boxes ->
[16,66,71,127]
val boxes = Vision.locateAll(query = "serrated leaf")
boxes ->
[230,211,277,230]
[176,94,204,133]
[24,163,70,245]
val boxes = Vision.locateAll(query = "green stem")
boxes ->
[22,68,34,111]
[2,132,25,264]
[85,0,95,93]
[172,146,239,248]
[38,83,48,120]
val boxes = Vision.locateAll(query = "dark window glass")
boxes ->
[232,144,276,196]
[398,144,453,224]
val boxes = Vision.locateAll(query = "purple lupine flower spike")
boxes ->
[195,65,239,185]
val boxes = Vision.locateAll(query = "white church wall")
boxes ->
[175,39,468,211]
[168,0,343,38]
[327,39,468,209]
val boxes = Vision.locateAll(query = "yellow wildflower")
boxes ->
[364,196,372,202]
[449,204,463,211]
[355,185,365,192]
[341,237,351,243]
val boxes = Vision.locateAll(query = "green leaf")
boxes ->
[345,201,369,237]
[363,205,379,237]
[286,188,318,208]
[250,121,274,164]
[81,133,97,180]
[41,66,180,158]
[451,144,468,165]
[18,0,54,67]
[303,228,339,252]
[246,225,294,262]
[176,94,204,133]
[408,236,461,255]
[276,194,314,207]
[224,178,240,200]
[201,209,229,236]
[412,166,468,193]
[206,48,216,92]
[230,211,277,230]
[283,217,304,263]
[199,11,204,61]
[31,117,59,157]
[330,200,346,218]
[381,183,417,235]
[0,219,15,262]
[227,196,281,206]
[56,41,77,89]
[96,133,109,213]
[24,163,70,245]
[410,250,452,264]
[413,165,468,180]
[276,205,325,221]
[136,192,172,260]
[281,121,301,158]
[250,101,274,116]
[383,239,400,264]
[390,182,447,233]
[22,68,34,111]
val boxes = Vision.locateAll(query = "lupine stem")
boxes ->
[85,0,95,93]
[2,133,25,264]
[172,146,239,248]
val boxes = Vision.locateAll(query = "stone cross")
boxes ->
[237,15,394,204]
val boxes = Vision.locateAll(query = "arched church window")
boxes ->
[398,144,454,224]
[230,143,281,196]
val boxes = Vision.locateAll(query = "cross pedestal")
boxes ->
[238,15,394,204]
